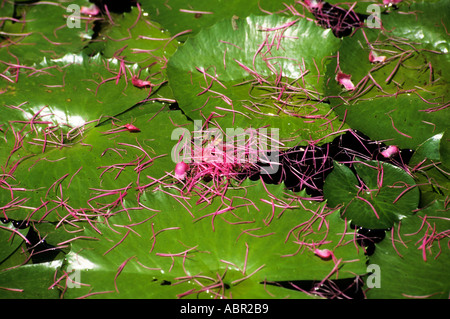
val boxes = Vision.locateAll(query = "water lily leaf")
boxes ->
[323,160,420,229]
[329,95,449,151]
[139,0,298,40]
[440,129,450,169]
[366,200,450,299]
[0,221,28,264]
[324,24,449,150]
[0,53,154,131]
[0,52,159,185]
[167,14,344,148]
[409,132,450,206]
[98,6,179,76]
[381,0,450,56]
[0,0,94,64]
[0,261,62,298]
[0,1,14,30]
[58,180,366,299]
[1,107,192,222]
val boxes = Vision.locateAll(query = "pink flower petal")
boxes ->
[175,162,190,180]
[369,51,386,63]
[132,76,152,88]
[380,145,399,158]
[336,72,355,90]
[123,124,140,132]
[314,248,333,261]
[383,0,403,5]
[80,5,100,16]
[304,0,324,10]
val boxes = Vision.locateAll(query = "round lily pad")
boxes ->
[324,160,420,229]
[167,14,344,147]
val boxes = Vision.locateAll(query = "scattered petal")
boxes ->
[123,124,141,133]
[132,76,152,88]
[369,51,386,63]
[175,162,190,180]
[304,0,324,10]
[383,0,403,5]
[314,248,333,261]
[380,145,399,158]
[336,72,355,90]
[80,5,101,16]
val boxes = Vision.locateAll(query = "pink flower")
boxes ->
[336,72,355,90]
[175,162,190,180]
[380,145,399,158]
[132,76,152,88]
[369,51,386,63]
[80,5,100,16]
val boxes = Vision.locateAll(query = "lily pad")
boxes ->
[56,180,367,299]
[0,0,94,64]
[366,200,450,299]
[0,107,192,222]
[323,160,420,229]
[0,221,28,264]
[440,129,450,169]
[139,0,299,40]
[0,261,62,299]
[381,0,450,57]
[167,14,344,148]
[1,53,154,129]
[409,132,450,206]
[98,6,179,76]
[324,24,449,150]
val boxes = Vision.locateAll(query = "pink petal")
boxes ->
[123,124,140,132]
[380,145,399,158]
[314,248,333,261]
[132,76,152,88]
[80,5,100,16]
[383,0,403,5]
[336,72,355,90]
[175,162,189,180]
[369,51,386,63]
[304,0,324,10]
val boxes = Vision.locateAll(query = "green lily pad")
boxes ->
[0,0,94,64]
[409,132,450,207]
[98,6,179,76]
[381,0,450,57]
[139,0,299,40]
[440,129,450,169]
[0,52,160,184]
[324,24,449,150]
[323,160,420,229]
[56,180,367,299]
[366,200,450,299]
[0,221,28,264]
[0,261,62,298]
[1,53,154,129]
[167,14,344,148]
[0,107,192,222]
